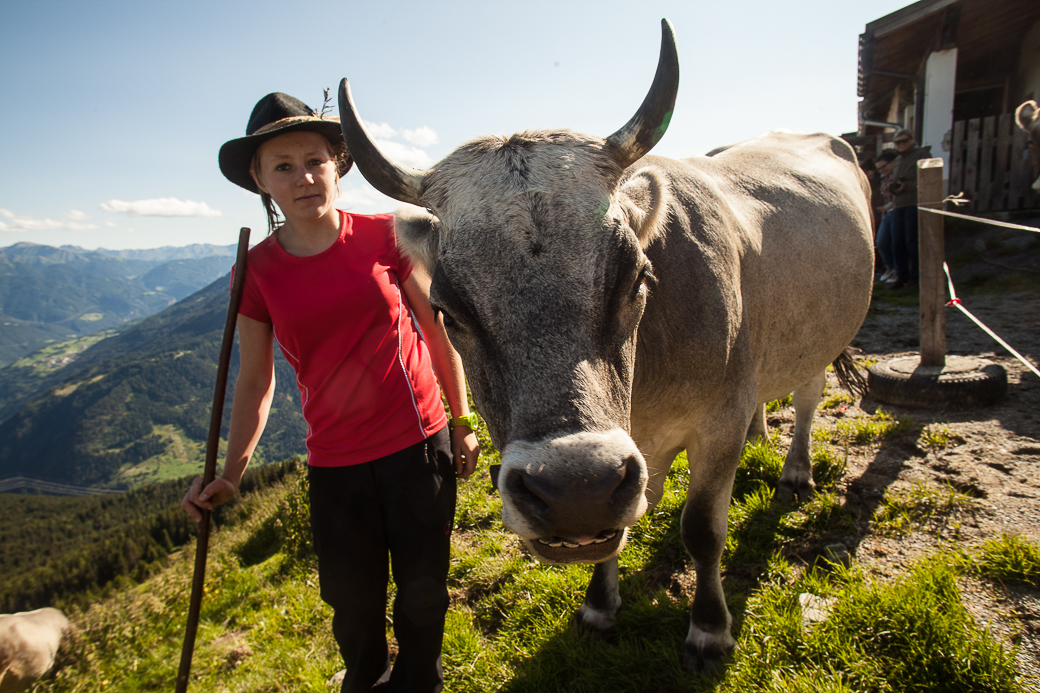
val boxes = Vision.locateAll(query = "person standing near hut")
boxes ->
[887,129,931,289]
[181,92,480,693]
[874,149,899,284]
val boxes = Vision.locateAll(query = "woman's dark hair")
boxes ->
[250,135,352,235]
[878,149,898,163]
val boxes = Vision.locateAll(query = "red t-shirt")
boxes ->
[236,211,447,467]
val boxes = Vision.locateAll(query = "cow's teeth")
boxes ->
[549,541,563,547]
[538,538,551,545]
[563,541,579,548]
[593,536,608,543]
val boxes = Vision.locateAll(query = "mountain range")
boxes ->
[0,242,238,368]
[0,271,307,490]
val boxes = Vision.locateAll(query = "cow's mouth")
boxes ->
[525,528,626,565]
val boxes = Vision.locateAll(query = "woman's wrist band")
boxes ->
[449,413,479,431]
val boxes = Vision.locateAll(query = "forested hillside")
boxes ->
[0,242,235,366]
[0,275,307,489]
[0,459,298,613]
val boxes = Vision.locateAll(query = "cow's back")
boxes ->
[635,132,873,412]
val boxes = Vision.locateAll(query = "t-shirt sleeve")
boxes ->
[388,216,414,284]
[235,263,272,324]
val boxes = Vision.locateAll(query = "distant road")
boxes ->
[0,476,124,496]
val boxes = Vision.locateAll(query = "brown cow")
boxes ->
[0,608,69,692]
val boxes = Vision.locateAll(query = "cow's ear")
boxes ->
[394,205,441,274]
[617,166,671,248]
[1016,100,1039,132]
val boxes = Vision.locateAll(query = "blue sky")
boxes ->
[0,0,910,250]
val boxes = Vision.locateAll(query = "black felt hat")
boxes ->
[218,92,352,193]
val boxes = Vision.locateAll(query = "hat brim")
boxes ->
[218,119,351,193]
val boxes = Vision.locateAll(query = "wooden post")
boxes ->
[175,227,250,693]
[918,158,946,368]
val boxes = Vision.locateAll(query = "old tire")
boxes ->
[867,355,1007,409]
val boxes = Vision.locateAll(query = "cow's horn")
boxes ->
[338,78,427,206]
[605,18,680,170]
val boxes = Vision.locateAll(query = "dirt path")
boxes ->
[789,281,1040,685]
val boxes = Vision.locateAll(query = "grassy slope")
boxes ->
[42,407,1037,693]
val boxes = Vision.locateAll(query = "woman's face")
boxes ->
[251,131,339,223]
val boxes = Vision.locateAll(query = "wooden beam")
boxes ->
[918,159,947,368]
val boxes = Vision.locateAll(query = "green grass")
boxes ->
[873,481,976,536]
[959,271,1040,294]
[722,555,1023,692]
[821,408,918,447]
[919,423,962,454]
[819,391,855,410]
[40,415,1031,692]
[973,534,1040,587]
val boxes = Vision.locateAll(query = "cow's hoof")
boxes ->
[776,478,814,504]
[683,624,735,675]
[572,604,617,641]
[681,639,733,675]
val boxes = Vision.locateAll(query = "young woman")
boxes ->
[181,92,480,693]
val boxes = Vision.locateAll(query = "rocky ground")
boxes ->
[782,216,1040,686]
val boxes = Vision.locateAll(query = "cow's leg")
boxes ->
[573,441,682,638]
[745,402,767,442]
[681,438,741,673]
[776,369,826,503]
[573,558,621,637]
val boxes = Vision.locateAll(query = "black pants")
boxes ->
[309,428,456,693]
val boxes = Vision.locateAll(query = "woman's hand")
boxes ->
[180,476,237,522]
[451,426,480,479]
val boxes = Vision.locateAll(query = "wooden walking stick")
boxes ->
[175,227,250,693]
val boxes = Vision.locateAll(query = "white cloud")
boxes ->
[100,197,223,218]
[361,120,397,139]
[335,186,399,211]
[66,209,88,221]
[350,121,440,168]
[402,126,438,147]
[0,208,98,232]
[372,139,433,169]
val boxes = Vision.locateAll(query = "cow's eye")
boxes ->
[432,305,459,330]
[632,265,655,300]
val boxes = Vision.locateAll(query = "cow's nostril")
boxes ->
[608,454,643,508]
[506,470,552,518]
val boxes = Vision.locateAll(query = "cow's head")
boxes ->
[340,20,679,565]
[1016,100,1040,192]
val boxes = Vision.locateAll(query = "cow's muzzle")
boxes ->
[498,429,648,564]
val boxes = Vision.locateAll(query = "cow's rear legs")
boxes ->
[745,402,767,442]
[776,369,826,503]
[573,558,621,638]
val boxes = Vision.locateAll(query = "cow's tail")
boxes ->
[832,346,868,398]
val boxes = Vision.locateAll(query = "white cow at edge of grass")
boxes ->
[0,608,69,693]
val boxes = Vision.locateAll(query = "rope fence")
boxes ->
[919,207,1040,234]
[907,189,1039,378]
[942,262,1040,379]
